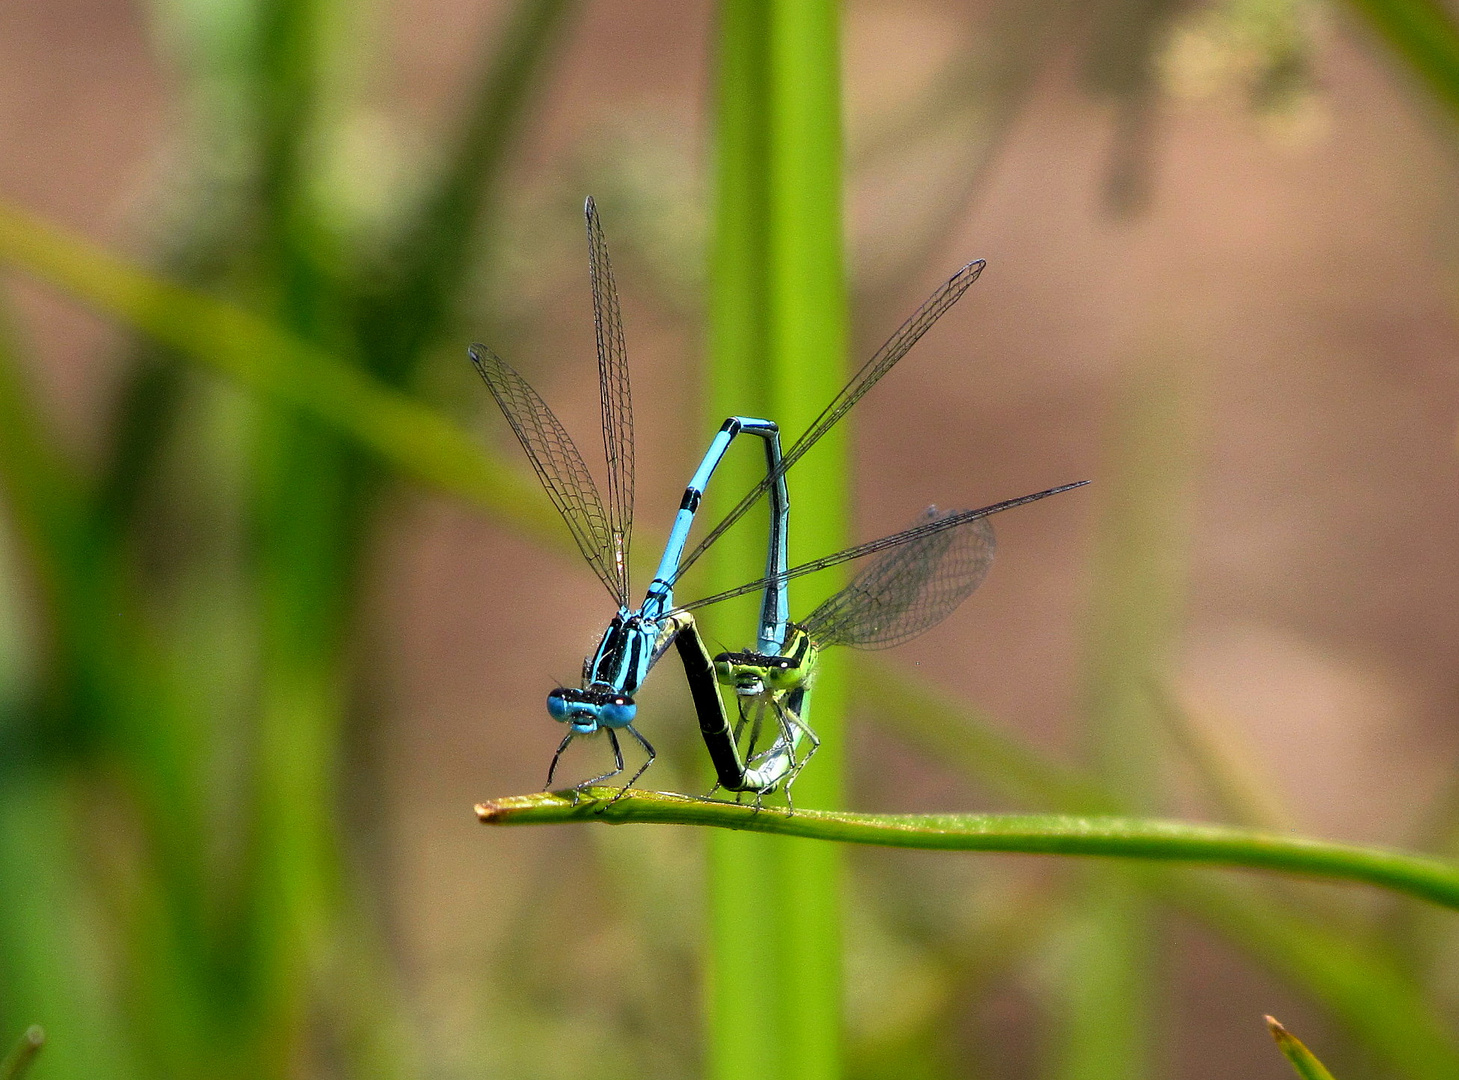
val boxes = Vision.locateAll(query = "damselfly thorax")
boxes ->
[713,625,818,698]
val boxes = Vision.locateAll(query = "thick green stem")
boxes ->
[477,790,1459,913]
[706,2,845,1079]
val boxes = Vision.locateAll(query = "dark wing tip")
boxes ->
[585,194,598,218]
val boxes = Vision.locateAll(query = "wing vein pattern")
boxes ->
[469,344,625,605]
[669,258,987,584]
[585,196,634,601]
[804,508,995,649]
[673,481,1086,615]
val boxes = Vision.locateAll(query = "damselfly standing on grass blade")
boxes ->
[669,486,1087,804]
[470,197,986,795]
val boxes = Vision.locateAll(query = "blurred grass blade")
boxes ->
[766,3,848,1079]
[0,1027,43,1080]
[705,4,780,1076]
[0,200,564,542]
[0,307,85,604]
[0,770,137,1080]
[1342,0,1459,124]
[1052,875,1153,1080]
[1267,1016,1339,1080]
[361,0,578,379]
[861,664,1113,814]
[1084,360,1192,809]
[1147,680,1297,832]
[1058,358,1193,1080]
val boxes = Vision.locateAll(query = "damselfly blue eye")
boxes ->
[599,697,636,728]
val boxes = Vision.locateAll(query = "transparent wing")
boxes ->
[669,258,986,584]
[585,196,633,601]
[469,344,626,605]
[671,482,1087,617]
[803,508,994,650]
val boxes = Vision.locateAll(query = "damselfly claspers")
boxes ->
[470,197,997,795]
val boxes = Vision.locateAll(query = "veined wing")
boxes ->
[585,196,633,602]
[670,481,1087,616]
[669,258,986,584]
[802,508,994,650]
[469,344,626,606]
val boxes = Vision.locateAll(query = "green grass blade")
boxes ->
[704,4,779,1076]
[1147,681,1297,832]
[766,4,847,1080]
[860,665,1114,814]
[477,790,1459,911]
[0,308,85,602]
[705,1,846,1078]
[1052,875,1154,1080]
[1266,1016,1339,1080]
[1174,880,1456,1079]
[0,774,136,1080]
[1342,0,1459,123]
[0,200,562,542]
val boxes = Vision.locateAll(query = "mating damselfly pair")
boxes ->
[470,198,1084,803]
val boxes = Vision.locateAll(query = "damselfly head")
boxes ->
[712,650,804,695]
[547,685,637,733]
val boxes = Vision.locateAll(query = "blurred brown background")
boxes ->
[3,0,1459,1076]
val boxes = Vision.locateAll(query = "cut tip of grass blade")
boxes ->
[0,1026,44,1080]
[1266,1016,1337,1080]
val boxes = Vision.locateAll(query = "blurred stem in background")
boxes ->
[706,1,846,1079]
[0,314,133,1080]
[1052,357,1192,1080]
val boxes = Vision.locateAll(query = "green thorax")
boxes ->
[712,625,820,696]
